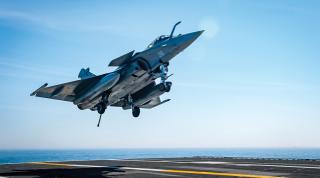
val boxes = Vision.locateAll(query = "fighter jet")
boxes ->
[30,22,203,127]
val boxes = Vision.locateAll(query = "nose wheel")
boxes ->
[159,81,172,92]
[159,64,172,90]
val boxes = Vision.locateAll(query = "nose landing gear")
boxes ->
[159,63,172,92]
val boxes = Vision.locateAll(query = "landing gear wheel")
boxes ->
[164,85,171,92]
[132,106,140,117]
[159,83,166,91]
[159,82,172,92]
[97,103,106,115]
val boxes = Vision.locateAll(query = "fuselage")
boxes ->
[76,30,203,110]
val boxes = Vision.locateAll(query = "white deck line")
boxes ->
[2,158,320,170]
[230,163,320,170]
[29,162,167,172]
[110,159,320,170]
[29,162,283,178]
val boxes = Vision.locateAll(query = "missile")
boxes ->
[133,82,172,106]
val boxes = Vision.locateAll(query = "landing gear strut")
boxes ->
[96,102,106,127]
[160,63,172,92]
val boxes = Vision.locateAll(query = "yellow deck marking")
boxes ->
[162,169,279,178]
[30,162,281,178]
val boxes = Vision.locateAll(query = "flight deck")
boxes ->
[0,157,319,177]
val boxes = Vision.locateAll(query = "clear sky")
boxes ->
[0,0,320,149]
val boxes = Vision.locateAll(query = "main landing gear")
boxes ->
[132,106,140,117]
[128,94,140,118]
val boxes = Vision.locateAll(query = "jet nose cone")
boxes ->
[173,30,204,51]
[160,30,204,63]
[181,30,204,43]
[188,30,205,40]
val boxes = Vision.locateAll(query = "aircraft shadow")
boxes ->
[0,166,125,178]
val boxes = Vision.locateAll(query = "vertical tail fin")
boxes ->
[78,68,96,79]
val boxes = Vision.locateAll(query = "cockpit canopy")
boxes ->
[147,35,170,48]
[146,21,182,49]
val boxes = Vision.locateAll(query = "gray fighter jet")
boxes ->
[31,22,203,126]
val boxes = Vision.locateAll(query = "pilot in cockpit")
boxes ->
[147,35,170,49]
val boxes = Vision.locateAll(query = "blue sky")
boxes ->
[0,0,320,149]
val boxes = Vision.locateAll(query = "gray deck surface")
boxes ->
[0,157,320,177]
